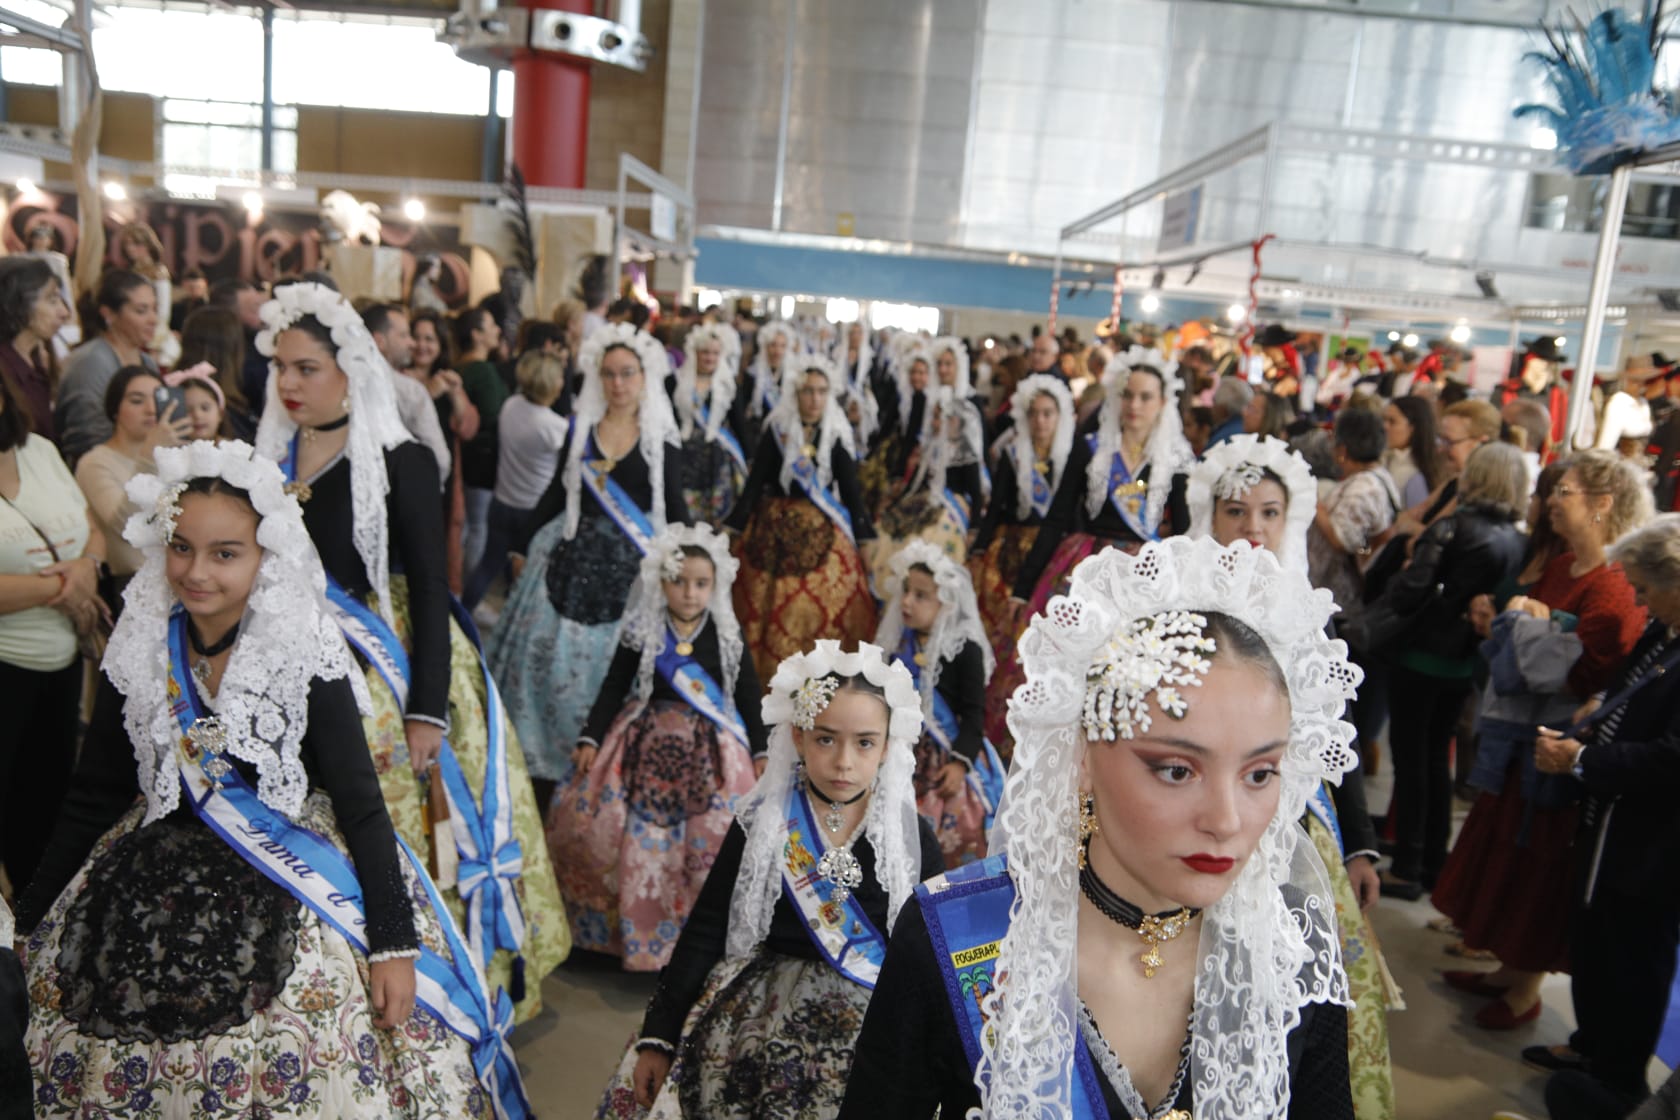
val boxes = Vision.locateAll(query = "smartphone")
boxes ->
[153,384,187,419]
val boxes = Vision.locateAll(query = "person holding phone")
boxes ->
[73,365,189,614]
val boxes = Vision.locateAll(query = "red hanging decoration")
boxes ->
[1238,234,1275,357]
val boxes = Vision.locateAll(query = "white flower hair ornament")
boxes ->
[1186,433,1318,574]
[1084,345,1194,531]
[1006,374,1077,520]
[107,440,365,829]
[980,536,1361,1120]
[619,523,745,708]
[252,282,409,622]
[726,641,924,962]
[875,539,995,701]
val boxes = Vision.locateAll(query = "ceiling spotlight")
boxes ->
[1403,333,1419,348]
[402,197,426,223]
[14,178,35,196]
[102,180,127,201]
[1226,303,1247,324]
[242,191,264,216]
[1554,335,1567,347]
[1450,323,1471,344]
[1140,293,1161,314]
[1475,271,1499,300]
[1387,331,1401,342]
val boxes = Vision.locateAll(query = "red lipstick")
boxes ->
[282,400,302,411]
[1181,854,1235,874]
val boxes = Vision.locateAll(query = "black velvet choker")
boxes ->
[187,618,240,659]
[1078,853,1200,979]
[308,413,350,433]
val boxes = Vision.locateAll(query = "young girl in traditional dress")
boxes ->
[875,540,1005,868]
[546,524,767,970]
[673,324,748,524]
[843,536,1361,1119]
[255,284,568,1023]
[727,358,877,684]
[16,441,526,1119]
[595,641,942,1120]
[1187,432,1398,1120]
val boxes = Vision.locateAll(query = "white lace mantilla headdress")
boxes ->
[908,386,987,502]
[254,282,411,622]
[676,323,742,443]
[1007,374,1077,520]
[745,320,800,420]
[107,440,367,826]
[726,640,924,961]
[831,327,880,448]
[890,342,934,436]
[980,537,1360,1120]
[1085,345,1194,531]
[930,335,972,398]
[767,354,856,492]
[559,323,680,541]
[1187,434,1317,573]
[874,540,995,703]
[620,523,744,708]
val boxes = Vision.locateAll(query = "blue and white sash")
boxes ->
[1306,782,1344,855]
[1087,433,1156,542]
[1015,444,1053,519]
[780,788,889,989]
[653,625,749,745]
[781,423,855,543]
[939,489,971,535]
[697,398,748,474]
[898,633,1006,830]
[164,613,530,1120]
[918,856,1106,1118]
[581,431,657,555]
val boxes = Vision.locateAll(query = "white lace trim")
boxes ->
[977,537,1359,1120]
[744,320,799,421]
[1084,346,1194,531]
[676,323,741,443]
[875,540,995,707]
[253,283,410,623]
[888,341,934,436]
[908,387,986,503]
[1007,375,1076,521]
[726,641,923,962]
[108,441,365,826]
[1076,1003,1189,1120]
[767,354,855,493]
[830,332,879,446]
[1186,434,1317,574]
[621,524,744,710]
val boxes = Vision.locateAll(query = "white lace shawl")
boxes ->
[980,537,1360,1120]
[831,330,879,447]
[930,336,972,398]
[904,387,976,500]
[745,320,800,421]
[890,343,934,436]
[767,354,855,493]
[1007,374,1076,521]
[106,441,367,825]
[1085,346,1195,531]
[558,323,680,542]
[619,523,744,709]
[874,539,995,705]
[253,283,411,623]
[676,323,741,443]
[1187,434,1318,574]
[725,641,924,961]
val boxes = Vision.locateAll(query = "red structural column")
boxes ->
[511,0,592,189]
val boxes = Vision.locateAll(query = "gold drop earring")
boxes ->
[1076,790,1099,869]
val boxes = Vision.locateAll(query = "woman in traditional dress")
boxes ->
[859,341,930,517]
[865,385,985,591]
[969,373,1074,752]
[832,320,879,455]
[595,641,943,1120]
[875,540,1005,869]
[488,322,689,808]
[841,536,1361,1119]
[727,357,877,684]
[1187,432,1398,1120]
[736,320,798,460]
[254,283,569,1023]
[672,323,748,524]
[15,441,526,1119]
[547,524,767,970]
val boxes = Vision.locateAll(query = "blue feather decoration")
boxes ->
[1513,3,1680,174]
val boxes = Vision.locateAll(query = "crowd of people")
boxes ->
[1,232,1678,1120]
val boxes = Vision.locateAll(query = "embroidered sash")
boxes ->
[939,489,972,535]
[1306,782,1344,855]
[917,856,1105,1118]
[653,626,749,745]
[697,398,748,474]
[1023,446,1053,518]
[580,431,657,555]
[898,633,1005,828]
[164,614,530,1120]
[779,787,889,988]
[1087,433,1155,541]
[781,422,855,542]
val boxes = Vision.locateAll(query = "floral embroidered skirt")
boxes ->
[857,434,904,520]
[913,735,999,871]
[594,952,868,1120]
[733,498,878,686]
[23,796,492,1119]
[547,701,756,971]
[362,577,571,1024]
[1305,810,1398,1120]
[679,433,744,527]
[865,490,967,601]
[967,522,1039,754]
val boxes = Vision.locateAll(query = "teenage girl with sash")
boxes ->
[546,524,767,970]
[254,283,569,1024]
[727,358,877,685]
[672,324,748,525]
[875,540,1005,869]
[487,322,689,809]
[859,342,930,518]
[832,320,879,455]
[15,442,527,1119]
[594,641,942,1120]
[736,320,798,461]
[969,373,1074,754]
[866,384,986,593]
[842,537,1361,1120]
[1187,433,1398,1120]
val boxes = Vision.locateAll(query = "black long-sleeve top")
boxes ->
[17,675,417,954]
[638,816,943,1046]
[838,898,1353,1119]
[578,616,769,755]
[723,435,876,541]
[890,393,928,480]
[942,462,985,526]
[528,426,691,535]
[303,442,450,725]
[928,639,986,768]
[972,445,1048,552]
[1013,440,1189,600]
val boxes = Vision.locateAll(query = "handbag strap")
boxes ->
[0,492,62,564]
